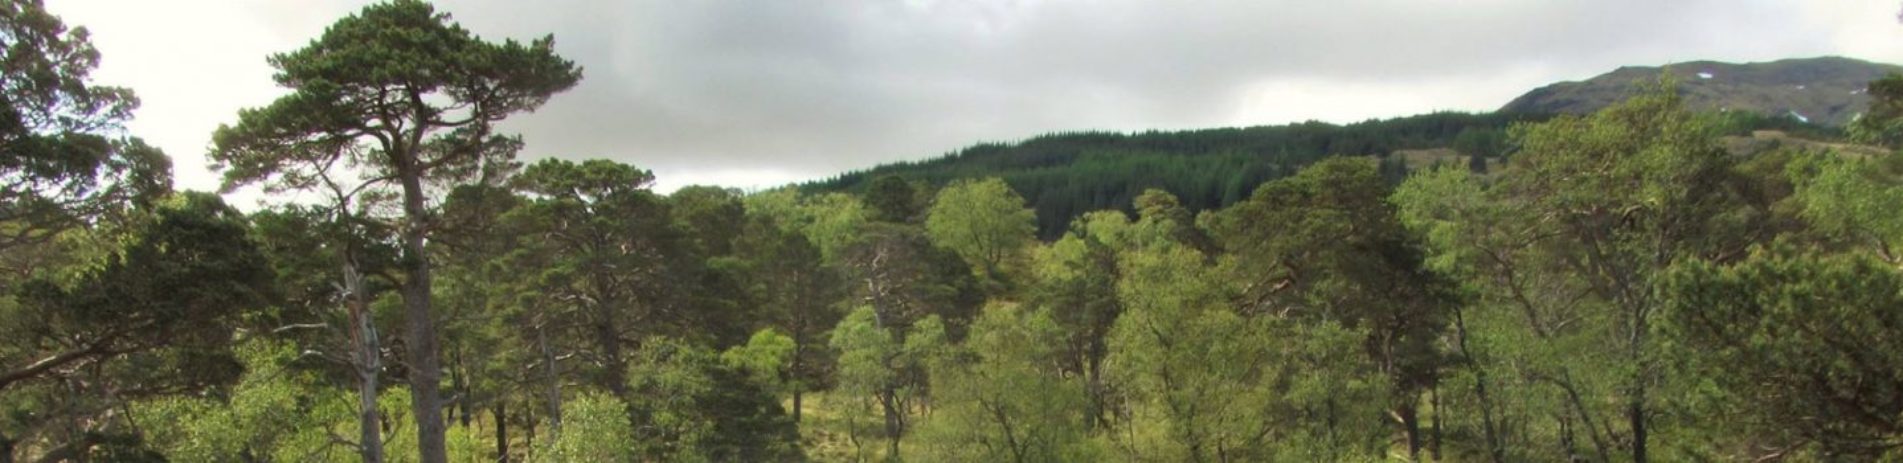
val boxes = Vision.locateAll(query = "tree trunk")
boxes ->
[1629,302,1650,463]
[1629,399,1647,463]
[584,271,634,412]
[1475,374,1505,463]
[1430,384,1443,461]
[1085,355,1108,432]
[398,165,447,463]
[589,304,640,434]
[524,414,536,457]
[494,401,508,463]
[881,387,902,460]
[1452,306,1505,463]
[1398,402,1422,462]
[538,323,562,433]
[593,315,631,403]
[453,349,471,429]
[357,360,383,463]
[1558,414,1575,459]
[2,432,15,463]
[1324,398,1340,458]
[791,343,805,423]
[346,259,384,463]
[1552,373,1611,463]
[887,428,901,461]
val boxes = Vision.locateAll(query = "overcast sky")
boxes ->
[42,0,1903,195]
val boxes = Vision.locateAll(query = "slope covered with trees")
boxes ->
[7,1,1903,462]
[807,112,1537,238]
[808,103,1832,238]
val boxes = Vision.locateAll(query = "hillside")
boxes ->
[810,58,1889,238]
[806,112,1537,237]
[808,110,1823,238]
[1501,56,1901,126]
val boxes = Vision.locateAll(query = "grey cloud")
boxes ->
[426,0,1850,187]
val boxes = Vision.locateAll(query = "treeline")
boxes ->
[6,1,1903,462]
[809,103,1834,238]
[807,112,1536,238]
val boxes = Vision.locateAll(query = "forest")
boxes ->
[805,93,1833,239]
[7,0,1903,462]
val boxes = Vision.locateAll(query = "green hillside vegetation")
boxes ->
[10,1,1903,462]
[808,112,1529,237]
[810,106,1830,238]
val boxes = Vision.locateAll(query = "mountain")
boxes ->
[1500,56,1901,126]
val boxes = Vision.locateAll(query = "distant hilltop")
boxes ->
[1500,56,1902,126]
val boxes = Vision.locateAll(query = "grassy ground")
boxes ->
[795,391,936,462]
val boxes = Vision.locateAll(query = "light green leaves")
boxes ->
[135,340,354,462]
[544,392,637,462]
[1791,152,1903,256]
[723,328,797,396]
[913,303,1096,462]
[926,177,1037,281]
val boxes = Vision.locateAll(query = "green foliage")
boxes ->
[626,338,803,462]
[745,189,871,265]
[505,158,699,393]
[1106,243,1389,461]
[1852,73,1903,149]
[830,306,949,457]
[0,0,170,251]
[724,329,798,397]
[1105,243,1258,461]
[833,307,951,395]
[1452,126,1509,159]
[844,221,984,340]
[865,175,926,224]
[671,185,747,257]
[5,193,272,391]
[1662,249,1903,459]
[16,9,1903,462]
[911,303,1097,462]
[925,177,1037,285]
[211,0,582,195]
[732,206,844,417]
[1790,151,1903,254]
[800,193,874,264]
[1391,165,1493,276]
[1028,211,1127,430]
[135,339,360,462]
[831,307,902,401]
[544,392,638,462]
[811,112,1548,237]
[1393,79,1757,461]
[1210,156,1451,458]
[206,3,586,460]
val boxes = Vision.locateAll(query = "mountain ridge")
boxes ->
[1500,56,1901,126]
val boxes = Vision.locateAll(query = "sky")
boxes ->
[41,0,1903,196]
